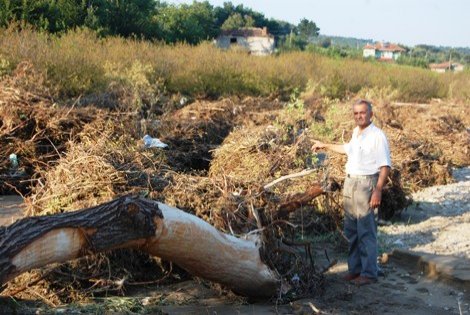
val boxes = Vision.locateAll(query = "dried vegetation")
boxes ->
[0,52,468,309]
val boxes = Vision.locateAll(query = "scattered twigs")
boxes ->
[4,269,53,297]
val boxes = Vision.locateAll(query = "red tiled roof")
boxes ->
[430,62,452,69]
[220,27,271,38]
[429,61,463,69]
[364,42,406,52]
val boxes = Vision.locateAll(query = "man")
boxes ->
[312,99,391,286]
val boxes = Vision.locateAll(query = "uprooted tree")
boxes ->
[1,183,336,299]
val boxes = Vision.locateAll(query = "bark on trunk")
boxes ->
[277,179,340,219]
[275,180,340,218]
[278,184,326,218]
[0,196,279,297]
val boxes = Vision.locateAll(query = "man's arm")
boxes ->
[369,166,391,209]
[312,140,346,155]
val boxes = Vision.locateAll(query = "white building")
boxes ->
[215,27,275,56]
[363,42,406,61]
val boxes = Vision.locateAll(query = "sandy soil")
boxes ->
[379,167,470,259]
[122,248,466,315]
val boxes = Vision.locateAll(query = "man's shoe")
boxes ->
[353,276,377,286]
[342,273,360,281]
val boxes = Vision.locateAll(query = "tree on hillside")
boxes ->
[265,18,293,37]
[154,1,217,44]
[0,0,311,47]
[214,1,293,35]
[221,12,255,30]
[296,18,319,41]
[0,0,160,37]
[0,0,88,33]
[89,0,159,38]
[214,1,264,29]
[320,37,332,48]
[221,13,244,30]
[278,18,320,51]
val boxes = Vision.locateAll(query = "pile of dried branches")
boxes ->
[2,71,468,304]
[0,63,101,193]
[153,99,238,172]
[25,117,170,216]
[4,119,174,304]
[4,96,336,303]
[162,118,338,231]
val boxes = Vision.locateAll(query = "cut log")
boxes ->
[0,196,279,297]
[146,203,279,296]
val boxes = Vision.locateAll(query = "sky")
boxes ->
[169,0,470,48]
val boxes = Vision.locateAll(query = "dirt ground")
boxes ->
[142,251,468,315]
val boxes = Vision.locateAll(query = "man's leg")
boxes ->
[355,178,378,279]
[357,212,378,279]
[343,178,361,275]
[344,213,361,275]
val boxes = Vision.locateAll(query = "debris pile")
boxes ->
[1,64,468,304]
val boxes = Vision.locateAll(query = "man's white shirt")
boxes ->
[343,123,391,175]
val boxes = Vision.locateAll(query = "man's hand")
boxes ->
[311,140,326,151]
[369,188,382,209]
[370,166,390,210]
[312,140,346,154]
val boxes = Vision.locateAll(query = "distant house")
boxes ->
[363,42,406,61]
[215,27,275,56]
[429,61,465,73]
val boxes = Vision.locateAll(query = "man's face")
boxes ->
[353,103,372,129]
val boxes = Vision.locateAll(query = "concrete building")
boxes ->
[429,61,465,73]
[215,27,275,56]
[363,42,406,61]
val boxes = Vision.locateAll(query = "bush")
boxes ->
[0,26,468,103]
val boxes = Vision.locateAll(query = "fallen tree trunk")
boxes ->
[0,196,279,297]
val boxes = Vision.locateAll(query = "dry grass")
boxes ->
[1,27,469,104]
